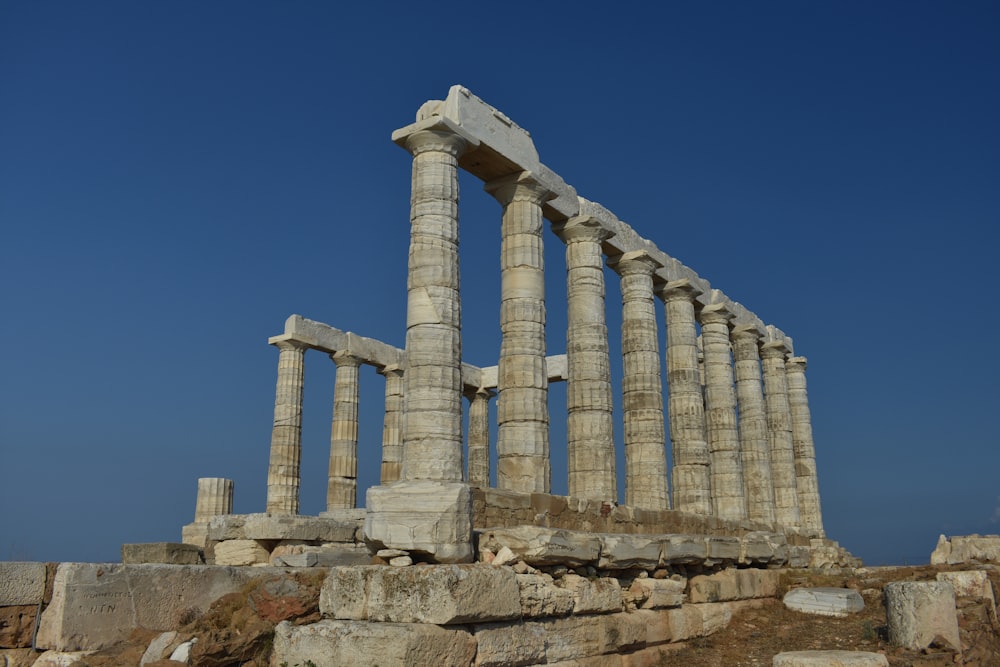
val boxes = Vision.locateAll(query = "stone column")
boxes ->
[760,340,801,528]
[786,356,825,536]
[553,216,616,501]
[265,339,307,515]
[465,387,494,489]
[660,280,712,514]
[398,128,471,481]
[732,325,776,525]
[378,364,404,484]
[485,171,553,494]
[699,304,747,521]
[610,250,669,510]
[365,119,478,563]
[194,477,234,522]
[327,351,361,511]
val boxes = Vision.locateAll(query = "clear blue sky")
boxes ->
[2,2,998,566]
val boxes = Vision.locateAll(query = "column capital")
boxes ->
[698,302,735,326]
[377,363,404,378]
[271,338,309,353]
[608,249,663,277]
[551,215,615,244]
[760,340,791,359]
[393,116,479,158]
[658,278,703,303]
[331,350,363,368]
[464,385,496,401]
[786,356,808,372]
[731,324,764,342]
[484,170,554,207]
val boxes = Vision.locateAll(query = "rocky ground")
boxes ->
[8,564,1000,666]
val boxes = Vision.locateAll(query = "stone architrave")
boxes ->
[265,339,307,515]
[194,477,233,522]
[553,216,616,501]
[485,171,554,494]
[465,387,494,489]
[732,326,776,526]
[364,116,478,563]
[760,340,801,528]
[327,351,362,511]
[884,581,961,651]
[699,304,747,521]
[378,364,404,484]
[786,356,825,537]
[610,250,669,510]
[660,279,712,515]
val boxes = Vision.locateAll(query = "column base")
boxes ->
[364,480,473,563]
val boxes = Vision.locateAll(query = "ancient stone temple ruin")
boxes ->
[181,85,841,567]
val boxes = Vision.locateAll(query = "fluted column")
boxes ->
[699,304,747,521]
[610,250,669,509]
[732,326,776,525]
[660,280,712,514]
[266,339,307,515]
[465,387,494,489]
[378,364,404,484]
[399,128,471,482]
[485,171,553,494]
[786,356,825,536]
[553,216,616,501]
[194,477,234,522]
[327,351,361,511]
[760,340,800,528]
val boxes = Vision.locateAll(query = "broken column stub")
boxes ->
[364,480,474,563]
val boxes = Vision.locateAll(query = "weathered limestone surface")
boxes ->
[629,577,686,609]
[121,543,201,565]
[29,651,94,667]
[783,587,864,617]
[515,573,575,618]
[265,340,307,515]
[207,513,360,543]
[560,574,623,614]
[612,250,669,510]
[732,325,776,526]
[36,563,291,651]
[327,351,361,510]
[931,533,1000,565]
[689,568,781,603]
[700,302,747,521]
[272,619,476,667]
[321,564,520,625]
[884,581,960,651]
[488,171,553,494]
[213,539,271,566]
[761,340,801,528]
[598,534,662,570]
[0,562,46,606]
[661,279,712,515]
[786,356,824,536]
[473,621,547,667]
[480,526,600,567]
[554,216,616,502]
[937,570,996,605]
[772,651,889,667]
[364,480,474,563]
[378,364,404,483]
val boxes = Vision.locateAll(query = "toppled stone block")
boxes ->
[121,543,202,565]
[884,580,960,651]
[272,619,476,667]
[480,526,600,567]
[560,574,623,614]
[36,563,290,651]
[207,512,360,542]
[212,539,270,566]
[937,570,995,604]
[931,534,1000,565]
[597,534,661,570]
[364,480,474,563]
[515,573,575,618]
[629,577,685,609]
[772,650,889,666]
[690,568,781,603]
[0,562,47,605]
[783,588,864,617]
[321,564,520,625]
